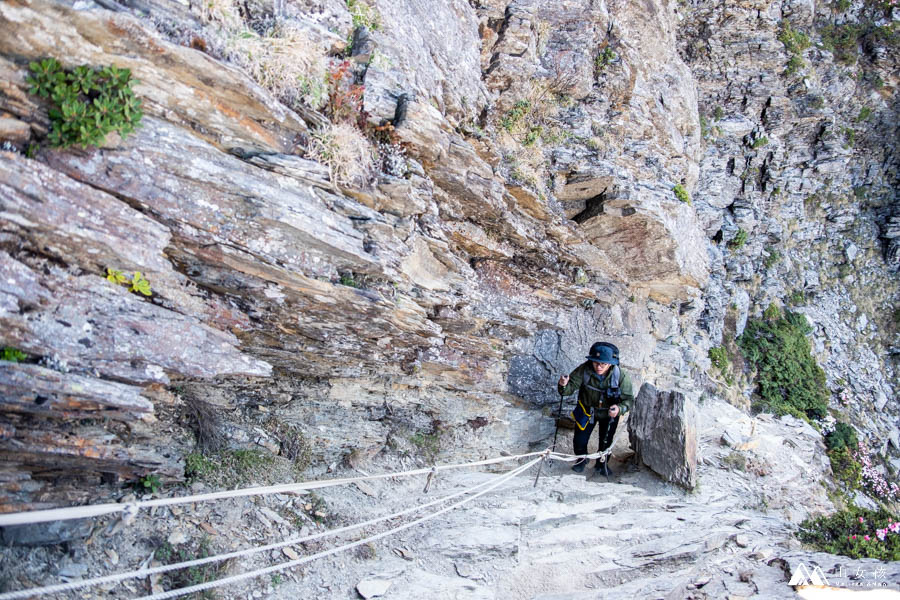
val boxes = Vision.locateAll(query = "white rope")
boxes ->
[0,456,536,600]
[550,449,612,462]
[0,450,547,527]
[137,458,542,600]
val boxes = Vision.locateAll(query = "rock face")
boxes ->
[0,0,895,535]
[629,383,699,489]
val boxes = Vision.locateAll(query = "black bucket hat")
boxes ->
[586,342,619,365]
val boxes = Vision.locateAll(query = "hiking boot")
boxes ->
[571,459,587,473]
[595,459,613,477]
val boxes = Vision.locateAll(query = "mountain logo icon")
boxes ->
[788,563,830,586]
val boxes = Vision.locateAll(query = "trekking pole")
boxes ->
[551,389,565,452]
[535,389,567,487]
[600,417,614,482]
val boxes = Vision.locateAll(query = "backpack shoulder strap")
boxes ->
[608,366,620,390]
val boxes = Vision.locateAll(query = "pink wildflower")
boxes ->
[864,535,870,541]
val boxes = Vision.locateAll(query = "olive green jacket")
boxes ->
[558,361,635,414]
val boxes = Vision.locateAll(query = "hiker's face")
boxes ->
[592,361,611,376]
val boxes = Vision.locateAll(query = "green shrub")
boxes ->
[751,136,769,149]
[829,446,862,489]
[763,249,780,269]
[798,506,900,561]
[762,303,782,321]
[595,46,617,71]
[500,100,531,132]
[714,106,724,120]
[730,228,748,250]
[820,24,863,64]
[672,184,691,204]
[708,344,735,386]
[778,21,812,54]
[27,58,142,149]
[339,273,360,288]
[871,23,899,47]
[785,54,805,76]
[787,290,807,305]
[1,347,28,363]
[709,346,729,371]
[826,422,859,452]
[738,310,828,419]
[856,106,872,122]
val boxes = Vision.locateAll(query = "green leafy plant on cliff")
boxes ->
[501,100,532,132]
[672,184,691,204]
[106,268,152,297]
[339,0,383,54]
[348,0,381,30]
[778,20,811,54]
[737,309,828,420]
[27,58,143,149]
[137,473,161,494]
[595,46,617,72]
[730,228,748,250]
[820,23,864,64]
[1,348,28,363]
[784,54,805,76]
[777,21,810,76]
[708,346,734,385]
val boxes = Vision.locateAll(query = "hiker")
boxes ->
[557,342,635,476]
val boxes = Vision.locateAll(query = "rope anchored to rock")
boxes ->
[0,451,547,599]
[0,450,548,527]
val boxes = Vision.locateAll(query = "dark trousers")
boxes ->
[573,414,619,461]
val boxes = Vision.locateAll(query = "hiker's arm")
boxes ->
[558,364,582,396]
[616,372,635,415]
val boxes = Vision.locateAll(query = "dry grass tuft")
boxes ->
[182,395,225,453]
[195,0,243,32]
[494,78,569,197]
[229,24,328,109]
[307,122,376,188]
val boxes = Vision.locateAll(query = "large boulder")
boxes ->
[628,383,698,489]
